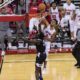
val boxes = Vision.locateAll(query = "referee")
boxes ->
[72,28,80,68]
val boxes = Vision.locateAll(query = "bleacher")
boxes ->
[0,0,80,54]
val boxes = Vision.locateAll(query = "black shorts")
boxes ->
[36,52,46,67]
[72,41,80,54]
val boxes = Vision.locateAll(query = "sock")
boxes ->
[39,76,43,80]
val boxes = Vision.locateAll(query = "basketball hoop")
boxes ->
[0,0,14,8]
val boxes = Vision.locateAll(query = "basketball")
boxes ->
[38,3,46,12]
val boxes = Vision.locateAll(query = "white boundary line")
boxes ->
[4,58,75,63]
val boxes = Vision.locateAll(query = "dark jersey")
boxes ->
[34,30,47,67]
[76,29,80,41]
[35,31,45,53]
[36,40,45,53]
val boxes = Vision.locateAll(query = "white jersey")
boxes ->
[60,15,69,28]
[29,17,40,32]
[69,17,80,38]
[43,25,56,55]
[69,9,80,38]
[69,9,80,32]
[75,9,80,26]
[43,25,56,39]
[69,18,75,32]
[63,3,76,20]
[50,7,60,24]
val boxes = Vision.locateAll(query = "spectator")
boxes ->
[49,2,60,24]
[70,5,80,40]
[75,6,80,25]
[37,0,43,5]
[30,0,37,6]
[60,8,71,40]
[18,0,26,14]
[10,0,18,14]
[43,0,54,4]
[43,0,53,11]
[60,9,69,31]
[30,0,43,5]
[69,12,76,40]
[0,7,7,14]
[0,6,13,14]
[16,21,27,47]
[0,9,13,55]
[26,0,30,13]
[54,0,61,5]
[6,5,13,14]
[63,0,76,20]
[12,4,17,14]
[29,1,38,14]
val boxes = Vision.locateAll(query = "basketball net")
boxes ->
[0,0,14,8]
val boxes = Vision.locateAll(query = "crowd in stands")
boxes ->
[0,0,61,14]
[29,0,80,48]
[0,0,80,49]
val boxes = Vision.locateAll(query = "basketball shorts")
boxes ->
[36,52,46,67]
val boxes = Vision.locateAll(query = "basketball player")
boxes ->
[63,0,76,20]
[29,11,48,32]
[43,19,57,73]
[28,25,46,80]
[50,2,60,24]
[29,16,40,32]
